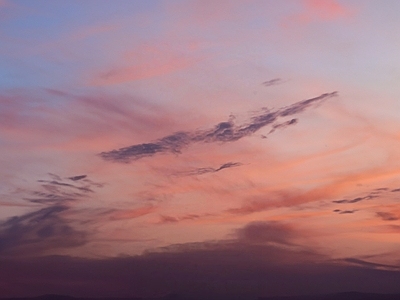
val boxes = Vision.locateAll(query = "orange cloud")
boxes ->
[110,205,157,221]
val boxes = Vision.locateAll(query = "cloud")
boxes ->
[1,222,400,298]
[226,200,271,215]
[159,215,179,224]
[0,174,102,257]
[332,209,355,214]
[283,0,353,27]
[68,175,87,181]
[225,176,398,216]
[158,214,207,224]
[100,92,337,163]
[262,78,283,87]
[333,194,376,204]
[23,176,99,205]
[268,118,298,134]
[0,205,86,256]
[343,258,400,271]
[333,209,356,214]
[236,221,296,245]
[332,187,392,205]
[0,89,179,156]
[179,162,242,176]
[90,43,202,86]
[304,0,350,20]
[376,212,399,221]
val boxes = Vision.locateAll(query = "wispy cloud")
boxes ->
[268,118,298,134]
[332,187,391,205]
[158,213,211,224]
[333,196,374,204]
[68,175,87,181]
[0,205,86,256]
[178,162,242,176]
[262,78,283,87]
[333,209,357,214]
[100,92,337,163]
[376,212,398,221]
[22,175,100,205]
[0,174,102,257]
[343,257,400,271]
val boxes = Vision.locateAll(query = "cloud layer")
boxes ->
[1,221,400,299]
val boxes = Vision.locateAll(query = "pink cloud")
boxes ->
[90,43,203,86]
[305,0,349,20]
[0,90,183,153]
[225,156,400,216]
[283,0,353,27]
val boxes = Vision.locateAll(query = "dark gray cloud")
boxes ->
[391,188,400,192]
[262,78,283,87]
[215,162,242,172]
[68,175,87,181]
[333,195,375,204]
[332,187,393,206]
[268,118,298,134]
[278,92,337,117]
[180,162,242,176]
[100,92,337,163]
[376,212,399,221]
[333,209,356,214]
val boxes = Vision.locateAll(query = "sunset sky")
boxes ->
[1,0,400,299]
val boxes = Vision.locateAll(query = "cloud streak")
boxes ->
[100,92,337,163]
[262,78,283,87]
[178,162,242,176]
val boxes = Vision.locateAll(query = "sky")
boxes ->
[1,0,400,299]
